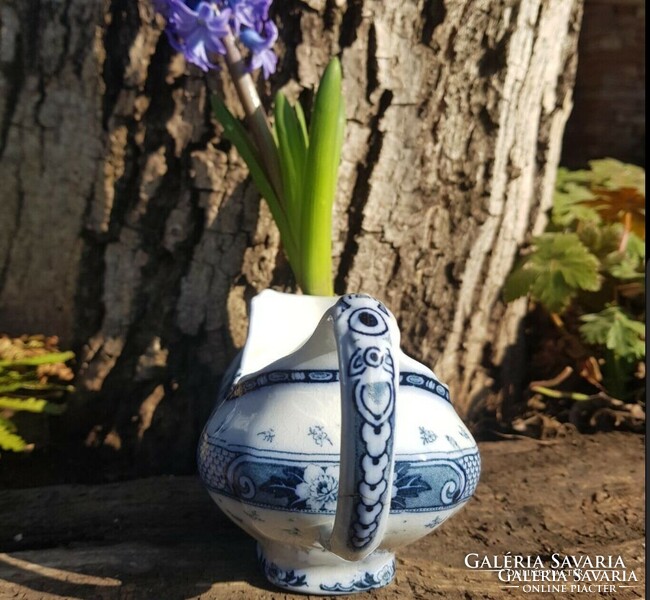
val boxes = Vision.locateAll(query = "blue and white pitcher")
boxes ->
[198,291,480,594]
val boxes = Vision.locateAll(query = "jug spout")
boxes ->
[237,290,339,378]
[325,294,401,561]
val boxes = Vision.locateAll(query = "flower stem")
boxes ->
[222,33,284,204]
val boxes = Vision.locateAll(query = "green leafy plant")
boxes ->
[504,232,601,313]
[214,59,344,295]
[505,159,645,405]
[579,305,645,400]
[0,336,74,453]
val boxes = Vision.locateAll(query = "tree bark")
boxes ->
[0,0,583,477]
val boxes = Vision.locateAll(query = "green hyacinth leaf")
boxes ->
[301,58,345,296]
[274,92,309,250]
[293,100,309,150]
[212,95,298,268]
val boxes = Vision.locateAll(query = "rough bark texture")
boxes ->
[0,0,582,477]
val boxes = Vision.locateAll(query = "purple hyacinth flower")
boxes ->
[227,0,272,34]
[240,21,278,79]
[162,0,231,72]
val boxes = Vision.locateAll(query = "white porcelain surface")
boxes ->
[198,290,480,594]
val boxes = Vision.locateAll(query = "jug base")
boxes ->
[257,541,395,595]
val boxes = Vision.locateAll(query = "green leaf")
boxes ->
[505,260,579,314]
[555,166,594,187]
[274,92,309,249]
[0,417,26,452]
[300,58,345,296]
[552,161,646,238]
[0,351,74,368]
[504,233,601,313]
[0,381,27,394]
[602,250,644,280]
[293,100,309,149]
[588,158,645,193]
[552,182,599,226]
[503,265,537,303]
[580,306,645,361]
[0,396,66,414]
[577,222,624,258]
[626,232,645,261]
[590,228,645,280]
[211,95,299,269]
[0,381,73,394]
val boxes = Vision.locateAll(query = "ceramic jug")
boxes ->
[198,290,480,594]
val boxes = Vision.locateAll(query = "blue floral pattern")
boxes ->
[198,438,480,515]
[257,552,396,593]
[261,465,340,511]
[307,425,333,447]
[390,463,432,510]
[256,428,275,442]
[424,515,447,529]
[419,426,437,444]
[258,554,308,589]
[320,561,395,592]
[446,434,460,450]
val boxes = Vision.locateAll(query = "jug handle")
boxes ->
[325,294,399,562]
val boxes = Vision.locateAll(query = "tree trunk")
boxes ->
[0,0,583,478]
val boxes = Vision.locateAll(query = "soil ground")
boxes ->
[0,432,644,600]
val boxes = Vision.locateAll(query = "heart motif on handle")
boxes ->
[356,381,394,425]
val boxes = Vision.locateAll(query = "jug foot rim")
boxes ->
[257,541,396,595]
